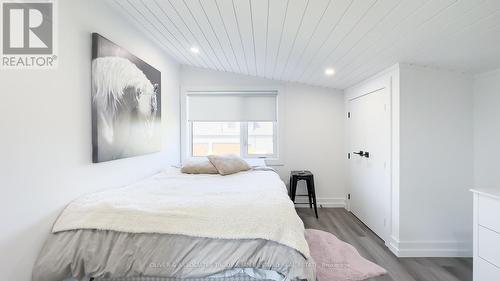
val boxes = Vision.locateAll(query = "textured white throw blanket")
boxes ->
[53,169,310,258]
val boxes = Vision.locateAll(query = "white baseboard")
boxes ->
[387,236,472,257]
[294,197,346,208]
[295,205,472,258]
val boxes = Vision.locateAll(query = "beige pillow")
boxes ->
[207,154,251,176]
[181,160,218,174]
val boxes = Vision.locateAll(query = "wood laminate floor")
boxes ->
[296,208,472,281]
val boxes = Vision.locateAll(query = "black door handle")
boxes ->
[353,150,370,158]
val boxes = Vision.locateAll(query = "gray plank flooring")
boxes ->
[296,208,472,281]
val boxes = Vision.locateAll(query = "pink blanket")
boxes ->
[305,229,387,281]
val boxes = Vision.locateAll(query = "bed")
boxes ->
[32,167,315,281]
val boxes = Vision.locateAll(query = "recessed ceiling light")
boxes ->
[190,47,200,54]
[325,68,335,76]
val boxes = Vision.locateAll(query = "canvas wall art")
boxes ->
[91,33,161,163]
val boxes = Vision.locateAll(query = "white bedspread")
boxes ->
[52,169,310,258]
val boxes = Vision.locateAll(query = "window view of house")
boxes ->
[247,122,274,155]
[192,121,274,157]
[192,122,241,156]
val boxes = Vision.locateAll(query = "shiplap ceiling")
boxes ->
[108,0,500,89]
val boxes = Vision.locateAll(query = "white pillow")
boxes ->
[244,158,267,167]
[208,154,251,176]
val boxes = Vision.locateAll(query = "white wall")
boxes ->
[474,69,500,188]
[345,64,474,257]
[180,66,346,207]
[398,65,474,257]
[0,1,180,280]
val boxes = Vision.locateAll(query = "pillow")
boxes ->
[207,154,251,176]
[181,160,218,174]
[243,158,267,168]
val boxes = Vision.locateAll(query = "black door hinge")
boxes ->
[348,194,351,200]
[348,112,351,118]
[348,153,351,159]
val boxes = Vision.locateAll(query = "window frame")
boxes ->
[188,121,278,159]
[243,121,278,159]
[181,88,285,166]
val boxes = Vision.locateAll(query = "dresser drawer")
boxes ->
[479,226,500,267]
[478,195,500,233]
[475,257,500,281]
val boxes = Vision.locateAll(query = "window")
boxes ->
[247,122,274,156]
[187,92,278,159]
[192,122,241,156]
[191,121,276,157]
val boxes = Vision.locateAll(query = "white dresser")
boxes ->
[471,188,500,281]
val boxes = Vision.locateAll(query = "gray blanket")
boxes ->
[33,230,315,281]
[97,274,277,281]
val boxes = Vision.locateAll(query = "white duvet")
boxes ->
[53,168,310,258]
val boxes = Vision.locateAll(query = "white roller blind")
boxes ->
[187,92,277,122]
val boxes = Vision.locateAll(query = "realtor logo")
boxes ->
[1,0,57,69]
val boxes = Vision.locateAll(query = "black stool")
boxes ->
[289,170,318,218]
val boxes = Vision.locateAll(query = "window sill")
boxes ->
[265,158,284,166]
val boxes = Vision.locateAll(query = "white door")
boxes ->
[348,88,390,241]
